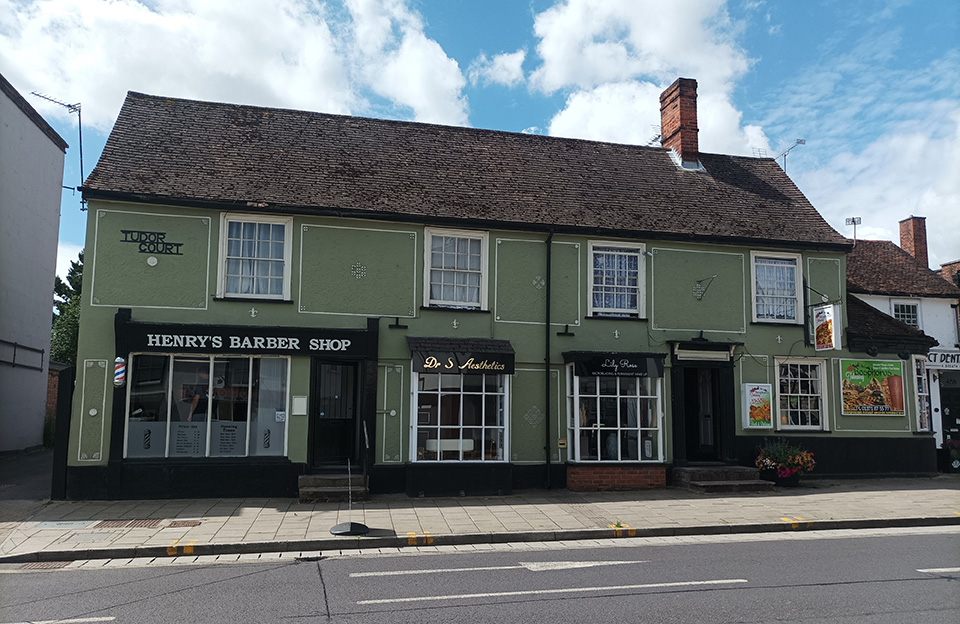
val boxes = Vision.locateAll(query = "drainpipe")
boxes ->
[544,231,554,488]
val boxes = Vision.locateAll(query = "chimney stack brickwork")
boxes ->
[660,78,699,166]
[899,216,929,269]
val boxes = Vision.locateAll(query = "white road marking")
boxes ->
[917,567,960,573]
[5,618,116,624]
[357,578,748,604]
[350,560,645,578]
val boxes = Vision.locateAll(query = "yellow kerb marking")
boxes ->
[167,540,180,556]
[407,532,417,546]
[780,516,810,529]
[183,539,198,555]
[609,524,637,538]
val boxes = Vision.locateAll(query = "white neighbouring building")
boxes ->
[0,73,68,452]
[845,217,960,452]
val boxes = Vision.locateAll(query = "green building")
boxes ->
[63,79,937,499]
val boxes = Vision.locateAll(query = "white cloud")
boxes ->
[797,106,960,269]
[468,50,526,87]
[529,0,766,155]
[346,0,468,125]
[0,0,469,129]
[529,0,749,96]
[56,241,83,280]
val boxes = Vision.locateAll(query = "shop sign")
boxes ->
[742,383,773,429]
[926,350,960,370]
[412,351,514,374]
[564,352,664,378]
[123,322,367,356]
[840,359,905,416]
[813,304,841,351]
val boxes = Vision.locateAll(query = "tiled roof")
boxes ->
[83,91,849,249]
[846,240,960,298]
[847,292,940,350]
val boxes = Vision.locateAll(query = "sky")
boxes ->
[2,0,958,278]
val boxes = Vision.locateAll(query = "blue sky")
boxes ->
[2,0,957,275]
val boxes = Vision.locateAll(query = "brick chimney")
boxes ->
[660,78,700,169]
[899,216,929,269]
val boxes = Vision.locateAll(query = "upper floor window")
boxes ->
[424,228,488,309]
[589,242,645,317]
[218,214,292,300]
[892,301,919,327]
[752,252,802,323]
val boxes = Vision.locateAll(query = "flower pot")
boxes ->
[759,470,801,487]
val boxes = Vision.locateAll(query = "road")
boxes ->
[1,528,958,623]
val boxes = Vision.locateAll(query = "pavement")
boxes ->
[2,449,960,564]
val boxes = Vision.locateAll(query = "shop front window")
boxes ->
[776,359,826,430]
[414,372,506,461]
[125,354,288,458]
[566,367,662,462]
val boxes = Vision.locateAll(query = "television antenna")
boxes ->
[30,91,86,210]
[845,216,861,242]
[776,139,805,174]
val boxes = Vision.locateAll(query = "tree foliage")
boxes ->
[51,250,83,366]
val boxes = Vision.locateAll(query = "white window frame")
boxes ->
[891,299,921,328]
[914,356,932,431]
[588,241,646,317]
[423,227,489,309]
[775,357,828,431]
[410,371,509,462]
[751,251,803,324]
[565,364,664,462]
[217,213,293,300]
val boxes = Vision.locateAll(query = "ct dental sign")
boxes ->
[121,323,368,356]
[927,350,960,370]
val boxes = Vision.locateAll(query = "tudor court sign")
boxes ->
[120,322,370,356]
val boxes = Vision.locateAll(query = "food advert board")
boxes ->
[813,304,841,351]
[840,359,905,416]
[742,383,774,429]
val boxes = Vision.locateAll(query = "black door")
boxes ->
[683,367,721,461]
[310,361,359,467]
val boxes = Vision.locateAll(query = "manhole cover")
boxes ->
[168,520,202,528]
[127,518,163,528]
[21,561,70,569]
[94,520,130,528]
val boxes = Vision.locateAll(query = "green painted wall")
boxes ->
[69,200,927,470]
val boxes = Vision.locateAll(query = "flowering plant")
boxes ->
[943,439,960,450]
[755,438,816,478]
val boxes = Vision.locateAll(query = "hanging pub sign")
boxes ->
[407,336,515,374]
[742,383,773,429]
[562,352,665,378]
[840,359,905,416]
[813,304,841,351]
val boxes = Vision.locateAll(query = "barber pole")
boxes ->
[114,357,126,387]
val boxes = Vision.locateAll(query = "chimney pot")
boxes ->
[899,216,929,269]
[660,78,700,169]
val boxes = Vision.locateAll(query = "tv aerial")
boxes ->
[30,91,86,209]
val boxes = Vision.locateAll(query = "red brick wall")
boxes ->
[45,369,59,422]
[659,78,699,164]
[566,465,666,491]
[899,216,929,269]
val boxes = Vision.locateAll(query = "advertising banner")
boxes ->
[813,304,840,351]
[840,359,905,416]
[742,383,774,429]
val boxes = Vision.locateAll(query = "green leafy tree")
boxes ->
[51,250,83,366]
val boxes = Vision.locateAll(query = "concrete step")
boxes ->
[298,486,369,503]
[686,479,776,494]
[298,473,368,503]
[299,474,367,488]
[672,466,762,486]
